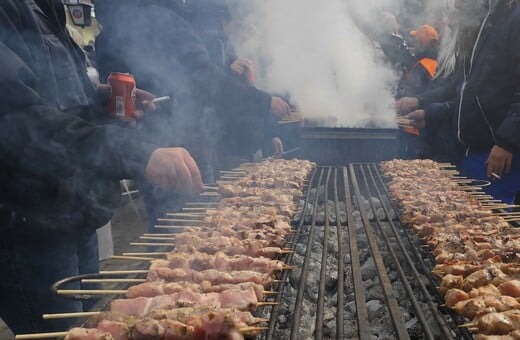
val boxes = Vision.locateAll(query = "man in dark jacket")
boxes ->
[95,0,290,227]
[408,0,520,203]
[0,0,202,334]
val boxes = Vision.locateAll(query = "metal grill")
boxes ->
[46,163,478,340]
[264,165,475,340]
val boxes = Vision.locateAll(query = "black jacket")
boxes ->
[95,1,272,160]
[426,0,520,154]
[0,0,155,232]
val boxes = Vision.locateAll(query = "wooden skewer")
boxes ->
[281,265,295,270]
[239,326,269,333]
[459,186,482,191]
[185,202,218,206]
[263,291,278,295]
[122,252,169,256]
[202,185,219,191]
[43,311,101,319]
[452,180,473,184]
[438,163,456,168]
[278,250,295,254]
[110,255,155,261]
[142,234,176,237]
[272,280,289,283]
[183,207,216,211]
[42,312,101,320]
[219,170,246,174]
[503,218,520,222]
[256,302,279,307]
[166,213,205,218]
[56,289,127,295]
[139,236,176,241]
[201,192,221,196]
[155,225,191,229]
[158,218,203,223]
[130,242,175,247]
[81,278,147,283]
[15,331,69,339]
[494,212,520,216]
[99,270,148,275]
[458,322,476,328]
[482,204,520,209]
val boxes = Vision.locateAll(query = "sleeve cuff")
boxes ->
[496,136,518,154]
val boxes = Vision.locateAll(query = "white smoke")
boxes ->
[222,0,454,127]
[224,0,403,127]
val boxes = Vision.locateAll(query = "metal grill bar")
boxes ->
[333,168,345,339]
[265,170,318,340]
[368,163,474,340]
[315,168,332,339]
[290,169,325,340]
[357,164,439,340]
[348,164,410,340]
[342,167,370,339]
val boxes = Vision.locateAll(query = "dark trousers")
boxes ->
[461,152,520,204]
[0,211,99,334]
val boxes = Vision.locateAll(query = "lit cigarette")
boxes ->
[491,172,501,180]
[150,96,171,104]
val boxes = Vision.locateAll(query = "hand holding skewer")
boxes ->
[406,109,426,129]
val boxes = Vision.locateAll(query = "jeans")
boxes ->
[0,211,99,334]
[461,152,520,204]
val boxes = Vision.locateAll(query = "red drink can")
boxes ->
[107,72,136,118]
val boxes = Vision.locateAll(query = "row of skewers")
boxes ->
[380,159,520,339]
[17,159,316,340]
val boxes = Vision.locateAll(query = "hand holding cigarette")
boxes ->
[486,145,513,180]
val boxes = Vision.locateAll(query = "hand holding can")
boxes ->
[107,72,137,119]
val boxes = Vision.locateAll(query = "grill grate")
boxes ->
[266,165,475,339]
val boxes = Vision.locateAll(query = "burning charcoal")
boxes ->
[369,197,382,209]
[345,300,357,314]
[295,244,306,256]
[367,300,385,321]
[366,283,384,301]
[366,299,385,321]
[361,258,377,280]
[353,210,361,223]
[316,211,325,225]
[289,267,302,287]
[375,208,386,220]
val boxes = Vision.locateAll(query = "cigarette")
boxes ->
[491,172,501,180]
[143,96,171,105]
[151,96,171,103]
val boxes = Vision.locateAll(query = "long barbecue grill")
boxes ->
[18,160,501,339]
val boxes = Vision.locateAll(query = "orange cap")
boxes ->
[409,25,439,45]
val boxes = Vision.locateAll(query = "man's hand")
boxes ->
[486,145,513,179]
[270,96,290,119]
[144,147,203,194]
[230,58,255,84]
[96,85,156,120]
[272,137,284,158]
[407,109,426,129]
[135,89,157,117]
[395,97,419,115]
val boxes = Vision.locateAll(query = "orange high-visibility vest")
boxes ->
[417,57,438,78]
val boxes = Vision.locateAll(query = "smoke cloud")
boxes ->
[224,0,445,127]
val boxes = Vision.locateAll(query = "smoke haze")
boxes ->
[224,0,444,127]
